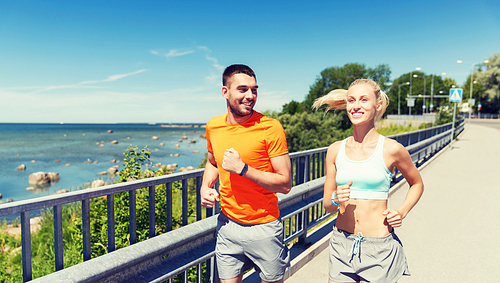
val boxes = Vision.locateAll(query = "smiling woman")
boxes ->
[313,78,424,283]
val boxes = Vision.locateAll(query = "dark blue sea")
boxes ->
[0,123,207,205]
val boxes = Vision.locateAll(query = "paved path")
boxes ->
[285,120,500,283]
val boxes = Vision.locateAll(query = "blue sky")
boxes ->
[1,0,499,123]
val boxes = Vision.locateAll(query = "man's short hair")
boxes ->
[222,64,256,87]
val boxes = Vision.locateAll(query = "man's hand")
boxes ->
[222,148,245,174]
[201,188,220,208]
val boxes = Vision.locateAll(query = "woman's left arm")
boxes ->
[383,140,424,227]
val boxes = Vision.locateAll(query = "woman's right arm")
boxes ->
[324,142,352,213]
[324,143,340,213]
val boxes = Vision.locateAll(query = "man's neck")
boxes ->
[226,110,253,125]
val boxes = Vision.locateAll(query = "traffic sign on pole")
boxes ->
[449,88,463,102]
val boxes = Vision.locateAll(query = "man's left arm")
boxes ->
[222,148,292,194]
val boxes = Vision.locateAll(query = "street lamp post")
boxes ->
[412,72,425,114]
[409,67,421,98]
[430,72,446,112]
[398,82,410,115]
[423,75,426,114]
[457,59,489,121]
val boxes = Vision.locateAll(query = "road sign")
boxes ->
[468,99,475,106]
[406,98,415,107]
[449,88,463,102]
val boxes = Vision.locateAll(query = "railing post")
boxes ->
[82,199,91,261]
[196,176,202,221]
[54,204,64,271]
[129,189,137,244]
[182,179,188,226]
[21,211,32,282]
[293,158,298,186]
[298,208,309,245]
[107,194,115,253]
[297,156,305,185]
[166,182,173,232]
[197,263,202,283]
[321,151,325,177]
[149,185,156,238]
[312,153,317,180]
[305,155,310,183]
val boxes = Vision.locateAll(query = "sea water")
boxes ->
[0,123,207,205]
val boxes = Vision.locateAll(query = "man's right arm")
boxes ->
[201,151,220,208]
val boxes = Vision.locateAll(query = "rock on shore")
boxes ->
[28,172,60,185]
[91,180,106,188]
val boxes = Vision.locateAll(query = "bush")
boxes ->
[0,145,203,281]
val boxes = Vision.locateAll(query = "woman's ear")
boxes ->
[376,99,383,112]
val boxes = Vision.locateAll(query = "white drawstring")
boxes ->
[348,232,364,258]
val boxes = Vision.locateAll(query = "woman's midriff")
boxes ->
[335,199,392,237]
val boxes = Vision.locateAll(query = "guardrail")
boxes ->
[0,119,464,282]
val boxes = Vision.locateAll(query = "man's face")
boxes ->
[222,73,258,119]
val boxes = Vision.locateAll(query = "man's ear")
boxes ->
[222,86,229,99]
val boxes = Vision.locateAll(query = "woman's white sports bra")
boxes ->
[335,135,392,200]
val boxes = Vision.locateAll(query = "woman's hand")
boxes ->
[334,180,352,204]
[382,208,403,228]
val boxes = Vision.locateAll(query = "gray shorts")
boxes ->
[215,213,289,282]
[329,228,410,283]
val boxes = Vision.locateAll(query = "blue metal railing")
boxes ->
[0,119,464,282]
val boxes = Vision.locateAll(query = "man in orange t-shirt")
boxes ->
[201,64,292,283]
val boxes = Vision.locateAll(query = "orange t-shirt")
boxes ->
[206,111,288,224]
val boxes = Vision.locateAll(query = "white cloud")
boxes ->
[150,46,224,73]
[80,69,147,85]
[165,49,195,57]
[198,46,224,71]
[23,69,148,94]
[150,49,195,58]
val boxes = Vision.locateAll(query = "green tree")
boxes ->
[475,51,500,114]
[281,100,305,115]
[387,72,450,115]
[443,77,457,90]
[276,111,351,152]
[300,63,391,112]
[120,146,153,182]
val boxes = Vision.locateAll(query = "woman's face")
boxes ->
[346,84,381,125]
